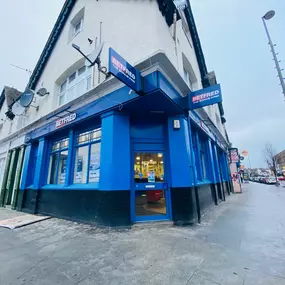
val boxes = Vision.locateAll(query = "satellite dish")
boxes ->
[12,101,26,116]
[88,42,104,66]
[19,89,34,107]
[37,87,49,97]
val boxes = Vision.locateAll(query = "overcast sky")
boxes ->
[1,0,285,168]
[191,0,285,168]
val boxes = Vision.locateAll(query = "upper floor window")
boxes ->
[180,11,193,48]
[74,18,83,36]
[69,7,85,41]
[182,53,196,91]
[58,65,92,106]
[183,68,192,90]
[216,112,221,125]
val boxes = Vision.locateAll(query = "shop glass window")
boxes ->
[27,143,39,186]
[134,152,164,183]
[47,138,69,185]
[199,139,208,180]
[73,128,101,184]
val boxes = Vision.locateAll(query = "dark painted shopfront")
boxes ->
[17,70,231,226]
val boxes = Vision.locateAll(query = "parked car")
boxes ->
[259,176,265,183]
[267,177,277,184]
[278,176,285,187]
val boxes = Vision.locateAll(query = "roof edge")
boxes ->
[28,0,76,90]
[185,1,208,87]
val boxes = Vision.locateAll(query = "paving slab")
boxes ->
[0,183,285,284]
[0,214,51,229]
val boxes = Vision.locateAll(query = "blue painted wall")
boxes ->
[168,116,193,187]
[100,111,131,190]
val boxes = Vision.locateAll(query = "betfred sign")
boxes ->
[189,84,222,110]
[108,48,141,93]
[55,113,77,129]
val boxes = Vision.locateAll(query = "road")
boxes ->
[1,183,285,284]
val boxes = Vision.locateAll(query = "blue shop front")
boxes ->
[17,56,231,227]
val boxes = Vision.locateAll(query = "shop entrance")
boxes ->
[131,151,171,222]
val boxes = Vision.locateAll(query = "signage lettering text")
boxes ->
[55,113,77,129]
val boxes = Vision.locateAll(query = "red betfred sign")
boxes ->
[55,113,77,129]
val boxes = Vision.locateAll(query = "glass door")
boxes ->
[132,151,170,222]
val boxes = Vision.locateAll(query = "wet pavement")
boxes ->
[0,182,285,284]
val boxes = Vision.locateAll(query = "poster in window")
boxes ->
[59,157,67,184]
[89,152,100,183]
[75,157,83,183]
[148,171,155,183]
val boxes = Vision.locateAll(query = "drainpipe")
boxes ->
[11,146,25,210]
[0,151,12,207]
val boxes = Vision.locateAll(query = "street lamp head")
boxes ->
[72,43,81,51]
[263,10,275,20]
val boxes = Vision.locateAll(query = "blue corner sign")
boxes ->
[108,48,141,93]
[189,84,222,110]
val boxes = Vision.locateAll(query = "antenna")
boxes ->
[10,64,32,76]
[99,22,102,45]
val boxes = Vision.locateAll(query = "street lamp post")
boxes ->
[262,10,285,98]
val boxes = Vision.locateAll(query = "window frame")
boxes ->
[72,127,101,185]
[73,17,83,36]
[192,129,211,183]
[58,65,92,106]
[47,137,70,185]
[183,67,193,90]
[199,138,207,180]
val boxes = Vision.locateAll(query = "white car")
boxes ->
[267,177,277,184]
